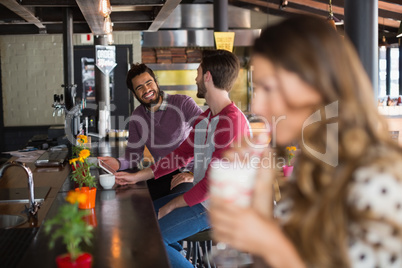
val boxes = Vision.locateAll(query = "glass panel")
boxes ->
[390,47,400,98]
[378,47,387,98]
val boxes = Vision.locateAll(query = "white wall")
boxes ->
[0,32,141,127]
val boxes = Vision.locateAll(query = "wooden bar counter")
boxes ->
[0,153,170,268]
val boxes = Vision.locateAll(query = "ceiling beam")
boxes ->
[237,0,311,15]
[378,1,402,14]
[110,11,154,22]
[291,0,400,27]
[110,0,164,5]
[148,0,182,31]
[239,0,400,29]
[75,0,105,35]
[2,0,46,33]
[381,0,402,5]
[20,0,76,7]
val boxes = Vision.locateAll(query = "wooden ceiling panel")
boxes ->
[236,0,401,31]
[0,0,400,35]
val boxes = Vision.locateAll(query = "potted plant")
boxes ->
[44,191,94,268]
[283,146,296,177]
[70,135,97,209]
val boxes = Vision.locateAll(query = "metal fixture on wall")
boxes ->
[142,29,260,48]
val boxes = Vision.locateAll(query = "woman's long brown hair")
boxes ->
[253,15,402,268]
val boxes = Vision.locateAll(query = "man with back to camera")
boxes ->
[99,63,203,200]
[114,50,250,267]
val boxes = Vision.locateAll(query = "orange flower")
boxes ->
[78,149,90,162]
[66,191,87,205]
[77,135,88,144]
[69,158,79,165]
[286,145,297,166]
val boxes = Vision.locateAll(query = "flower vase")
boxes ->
[56,253,92,268]
[283,165,294,177]
[74,187,96,209]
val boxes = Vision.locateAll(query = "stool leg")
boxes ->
[193,241,199,267]
[207,240,216,268]
[200,241,211,268]
[186,241,192,260]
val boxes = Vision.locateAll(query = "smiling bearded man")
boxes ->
[98,63,203,201]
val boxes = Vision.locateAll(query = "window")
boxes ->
[390,47,400,97]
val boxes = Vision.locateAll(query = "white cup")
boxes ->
[99,174,115,190]
[208,159,258,207]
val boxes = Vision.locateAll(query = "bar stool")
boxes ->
[182,229,215,268]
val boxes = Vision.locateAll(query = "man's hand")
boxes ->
[98,156,120,171]
[115,167,153,185]
[158,194,187,219]
[170,172,194,190]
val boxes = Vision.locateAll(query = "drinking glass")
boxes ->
[208,159,258,267]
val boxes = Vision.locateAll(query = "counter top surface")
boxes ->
[17,183,171,268]
[0,147,170,268]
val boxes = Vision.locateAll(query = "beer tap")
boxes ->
[52,93,66,117]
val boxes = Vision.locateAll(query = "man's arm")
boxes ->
[181,96,203,173]
[150,128,196,179]
[119,114,145,170]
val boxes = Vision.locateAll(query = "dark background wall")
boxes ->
[0,45,133,153]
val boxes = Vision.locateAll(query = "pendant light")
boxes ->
[99,0,112,18]
[379,18,389,48]
[327,0,336,30]
[103,16,113,34]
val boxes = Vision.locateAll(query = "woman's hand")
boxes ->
[115,168,153,186]
[209,197,305,268]
[170,172,194,190]
[158,195,187,219]
[209,197,275,254]
[98,156,120,171]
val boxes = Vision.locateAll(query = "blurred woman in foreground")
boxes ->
[209,15,402,268]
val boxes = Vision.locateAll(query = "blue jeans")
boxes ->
[154,193,210,268]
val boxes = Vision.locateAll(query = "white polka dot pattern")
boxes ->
[275,166,402,267]
[348,167,402,268]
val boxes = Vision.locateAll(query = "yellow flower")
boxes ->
[79,149,90,160]
[77,135,88,144]
[76,193,87,204]
[291,146,297,151]
[66,191,87,205]
[286,146,290,151]
[69,158,79,164]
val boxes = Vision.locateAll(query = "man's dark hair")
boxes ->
[126,63,157,93]
[200,49,240,92]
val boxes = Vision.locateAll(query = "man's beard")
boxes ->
[134,86,163,108]
[196,79,207,99]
